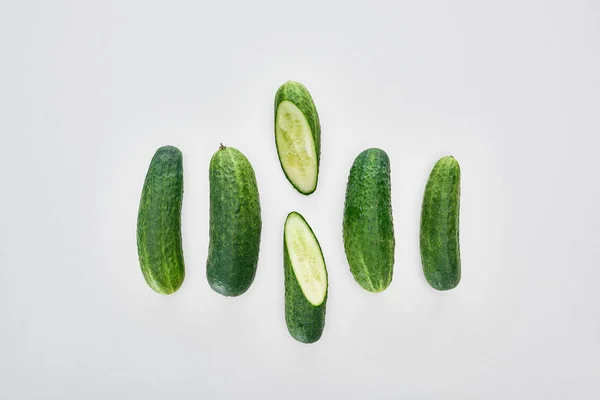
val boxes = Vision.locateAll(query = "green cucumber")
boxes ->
[343,148,395,293]
[420,156,461,290]
[207,145,262,296]
[137,145,185,294]
[284,212,328,343]
[274,81,321,195]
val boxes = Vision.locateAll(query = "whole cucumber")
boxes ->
[343,148,395,293]
[420,156,461,290]
[207,145,262,296]
[137,145,185,294]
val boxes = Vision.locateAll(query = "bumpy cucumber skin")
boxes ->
[343,148,395,293]
[207,146,262,297]
[274,81,321,195]
[137,146,185,294]
[420,156,461,291]
[284,212,327,344]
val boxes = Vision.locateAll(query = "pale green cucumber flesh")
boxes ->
[275,100,318,194]
[284,212,327,306]
[284,211,328,343]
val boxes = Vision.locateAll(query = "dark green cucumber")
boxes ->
[137,145,185,294]
[284,212,328,344]
[420,156,461,290]
[274,81,321,195]
[343,148,395,293]
[207,145,261,296]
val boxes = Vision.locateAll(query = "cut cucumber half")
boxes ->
[284,212,327,305]
[275,101,318,194]
[274,81,321,195]
[283,212,328,343]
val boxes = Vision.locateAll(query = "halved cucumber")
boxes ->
[274,81,321,195]
[283,212,327,343]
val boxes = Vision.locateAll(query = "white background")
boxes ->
[1,1,599,399]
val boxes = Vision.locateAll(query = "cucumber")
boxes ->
[274,81,321,195]
[343,148,395,293]
[137,145,185,294]
[207,145,262,297]
[420,156,461,290]
[284,212,328,343]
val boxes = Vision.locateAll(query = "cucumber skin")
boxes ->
[137,146,185,294]
[284,212,327,344]
[420,156,461,291]
[274,81,321,195]
[207,147,262,297]
[343,149,395,293]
